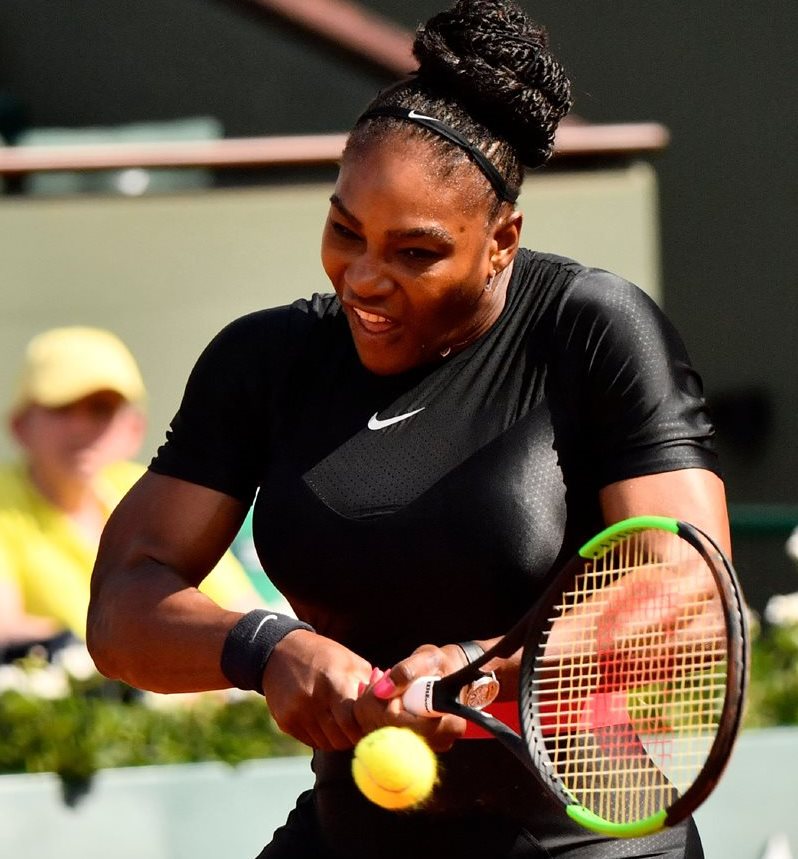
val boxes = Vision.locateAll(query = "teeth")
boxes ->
[354,307,390,324]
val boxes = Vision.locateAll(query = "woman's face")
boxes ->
[321,134,520,375]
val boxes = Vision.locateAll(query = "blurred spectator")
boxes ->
[0,326,263,663]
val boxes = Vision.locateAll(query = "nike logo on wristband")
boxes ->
[367,407,425,430]
[250,614,278,641]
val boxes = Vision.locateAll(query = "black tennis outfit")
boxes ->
[150,249,718,859]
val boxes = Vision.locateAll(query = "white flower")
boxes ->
[54,643,100,682]
[0,664,30,694]
[764,592,798,627]
[0,662,70,699]
[25,665,71,699]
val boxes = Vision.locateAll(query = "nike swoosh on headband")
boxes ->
[360,105,519,204]
[367,407,425,430]
[407,108,437,122]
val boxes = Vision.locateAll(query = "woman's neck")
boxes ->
[442,259,516,358]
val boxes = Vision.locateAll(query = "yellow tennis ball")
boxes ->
[352,726,438,810]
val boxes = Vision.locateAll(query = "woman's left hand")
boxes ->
[352,643,469,752]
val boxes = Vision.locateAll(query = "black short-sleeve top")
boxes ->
[150,249,720,668]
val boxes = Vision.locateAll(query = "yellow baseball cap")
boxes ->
[11,326,146,412]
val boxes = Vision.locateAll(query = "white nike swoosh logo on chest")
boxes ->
[367,407,425,430]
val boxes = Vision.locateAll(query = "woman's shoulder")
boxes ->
[227,293,341,331]
[561,262,656,312]
[512,250,670,363]
[204,293,344,360]
[519,253,663,331]
[511,249,657,329]
[171,293,351,429]
[517,249,648,302]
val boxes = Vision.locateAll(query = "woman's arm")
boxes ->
[598,467,731,555]
[87,471,249,692]
[87,470,375,749]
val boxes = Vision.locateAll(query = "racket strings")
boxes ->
[527,529,728,824]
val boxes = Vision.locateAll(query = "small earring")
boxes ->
[485,271,496,292]
[440,346,452,358]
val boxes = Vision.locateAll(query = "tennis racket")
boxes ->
[402,515,749,838]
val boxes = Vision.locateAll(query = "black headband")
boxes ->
[359,106,519,204]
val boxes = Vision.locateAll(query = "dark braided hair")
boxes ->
[345,0,572,212]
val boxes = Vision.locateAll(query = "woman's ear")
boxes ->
[489,209,523,273]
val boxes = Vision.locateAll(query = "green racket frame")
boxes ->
[519,516,749,837]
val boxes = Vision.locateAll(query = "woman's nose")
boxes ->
[343,254,390,299]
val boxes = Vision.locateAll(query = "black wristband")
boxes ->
[220,609,314,694]
[455,640,485,665]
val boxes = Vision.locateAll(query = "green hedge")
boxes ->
[744,620,798,727]
[0,688,303,777]
[0,652,306,802]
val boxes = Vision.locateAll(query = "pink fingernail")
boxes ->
[373,669,395,700]
[369,667,384,684]
[357,682,367,697]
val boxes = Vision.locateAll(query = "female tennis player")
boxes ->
[87,1,729,856]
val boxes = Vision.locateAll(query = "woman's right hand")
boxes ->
[351,643,472,753]
[261,629,374,751]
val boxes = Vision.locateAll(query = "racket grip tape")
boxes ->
[402,676,443,716]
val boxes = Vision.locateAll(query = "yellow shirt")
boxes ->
[0,460,257,639]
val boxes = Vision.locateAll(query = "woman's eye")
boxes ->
[331,221,359,240]
[400,247,440,261]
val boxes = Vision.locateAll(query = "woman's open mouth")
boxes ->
[351,306,397,334]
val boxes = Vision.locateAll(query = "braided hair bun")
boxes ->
[413,0,572,168]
